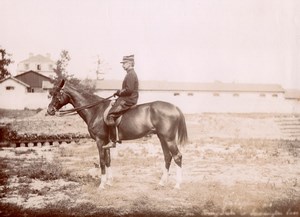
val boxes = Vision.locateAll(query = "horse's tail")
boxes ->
[177,107,188,145]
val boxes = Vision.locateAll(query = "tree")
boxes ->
[69,77,96,94]
[53,50,72,81]
[0,48,13,80]
[53,50,96,94]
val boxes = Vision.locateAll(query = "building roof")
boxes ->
[14,70,53,89]
[95,80,285,93]
[0,76,30,87]
[15,70,53,81]
[19,54,55,64]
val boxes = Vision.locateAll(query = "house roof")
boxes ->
[15,70,53,81]
[95,80,285,93]
[19,54,55,64]
[0,76,30,87]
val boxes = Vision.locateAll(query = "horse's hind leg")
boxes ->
[168,141,183,189]
[158,136,183,189]
[158,136,172,186]
[173,149,183,189]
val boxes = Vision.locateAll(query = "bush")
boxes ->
[17,156,71,181]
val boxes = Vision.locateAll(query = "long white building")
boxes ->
[94,80,300,113]
[1,73,300,113]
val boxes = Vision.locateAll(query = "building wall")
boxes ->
[17,55,56,78]
[0,92,50,110]
[18,61,53,72]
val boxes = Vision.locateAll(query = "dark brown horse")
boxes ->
[47,80,188,189]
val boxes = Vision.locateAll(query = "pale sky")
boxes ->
[1,0,300,88]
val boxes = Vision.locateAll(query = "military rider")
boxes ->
[102,55,139,149]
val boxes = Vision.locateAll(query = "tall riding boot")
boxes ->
[103,126,117,149]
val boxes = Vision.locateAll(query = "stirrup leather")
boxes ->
[115,126,122,144]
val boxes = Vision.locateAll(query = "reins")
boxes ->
[56,95,114,116]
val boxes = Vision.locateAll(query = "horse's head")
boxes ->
[47,79,70,115]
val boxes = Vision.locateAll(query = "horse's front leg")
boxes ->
[105,149,113,186]
[96,138,110,190]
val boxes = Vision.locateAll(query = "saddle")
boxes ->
[103,100,123,126]
[104,100,137,125]
[103,100,136,143]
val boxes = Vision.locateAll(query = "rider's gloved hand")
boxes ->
[113,90,120,97]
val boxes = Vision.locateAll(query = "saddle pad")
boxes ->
[103,100,123,126]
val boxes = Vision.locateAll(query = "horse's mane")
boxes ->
[66,83,104,101]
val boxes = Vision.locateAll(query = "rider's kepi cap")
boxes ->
[120,55,134,63]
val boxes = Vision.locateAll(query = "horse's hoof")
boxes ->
[174,184,181,189]
[106,181,113,186]
[98,185,105,191]
[158,181,165,187]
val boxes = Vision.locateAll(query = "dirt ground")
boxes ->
[0,110,300,217]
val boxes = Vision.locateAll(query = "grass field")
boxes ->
[0,109,299,217]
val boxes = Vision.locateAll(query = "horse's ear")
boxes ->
[58,79,65,90]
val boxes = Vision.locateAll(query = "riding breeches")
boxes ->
[107,99,133,126]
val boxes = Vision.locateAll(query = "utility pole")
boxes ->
[95,55,105,80]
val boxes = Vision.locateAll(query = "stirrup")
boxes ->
[103,141,116,149]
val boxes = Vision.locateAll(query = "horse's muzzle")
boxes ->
[47,107,56,116]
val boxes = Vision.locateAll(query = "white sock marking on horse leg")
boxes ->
[175,165,182,189]
[98,174,106,190]
[159,168,169,186]
[106,167,113,186]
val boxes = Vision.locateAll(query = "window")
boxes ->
[259,93,266,97]
[174,92,180,96]
[6,86,15,90]
[272,94,278,98]
[49,64,53,70]
[233,93,239,97]
[213,92,220,97]
[24,64,29,70]
[188,93,194,96]
[37,64,41,70]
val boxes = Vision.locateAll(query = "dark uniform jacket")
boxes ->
[118,68,139,106]
[107,68,139,120]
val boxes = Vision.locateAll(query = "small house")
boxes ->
[15,70,53,92]
[0,76,30,94]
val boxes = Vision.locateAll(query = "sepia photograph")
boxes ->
[0,0,299,216]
